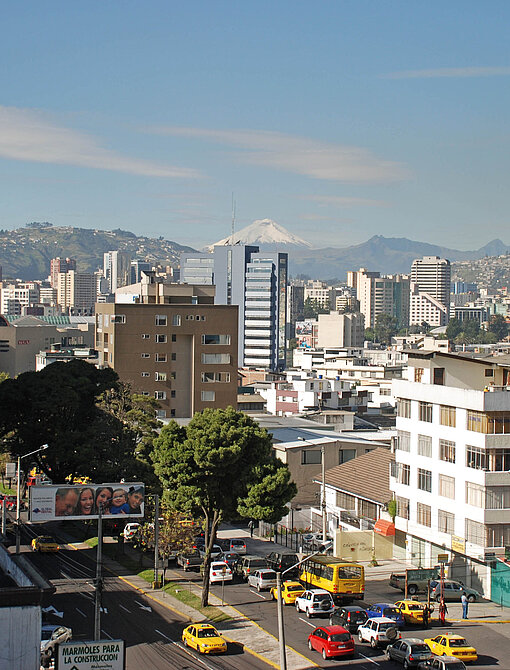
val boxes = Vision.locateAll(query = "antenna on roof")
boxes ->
[231,192,236,245]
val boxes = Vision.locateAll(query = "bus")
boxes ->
[300,555,365,602]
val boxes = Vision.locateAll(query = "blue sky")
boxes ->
[1,2,509,250]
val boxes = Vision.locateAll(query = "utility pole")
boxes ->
[153,494,160,589]
[15,444,49,554]
[1,498,6,536]
[321,444,327,541]
[276,571,287,670]
[94,503,104,641]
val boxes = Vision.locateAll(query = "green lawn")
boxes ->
[0,484,15,495]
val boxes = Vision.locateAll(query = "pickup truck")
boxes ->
[177,549,203,571]
[389,568,440,595]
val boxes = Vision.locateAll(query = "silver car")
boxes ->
[430,580,480,602]
[247,568,277,591]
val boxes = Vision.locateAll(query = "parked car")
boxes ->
[32,536,59,552]
[41,625,72,667]
[365,602,405,628]
[357,617,401,648]
[247,569,277,591]
[265,551,299,576]
[218,538,247,555]
[386,638,433,667]
[394,600,426,625]
[270,580,305,605]
[234,555,269,581]
[182,623,227,655]
[329,605,368,633]
[418,658,467,670]
[198,544,223,559]
[210,561,233,584]
[307,625,355,660]
[217,551,240,569]
[177,549,203,571]
[389,569,440,595]
[295,589,335,618]
[424,633,477,663]
[430,580,480,603]
[122,522,140,541]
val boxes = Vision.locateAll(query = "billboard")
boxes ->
[57,640,125,670]
[29,482,145,522]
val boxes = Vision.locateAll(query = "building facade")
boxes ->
[50,257,76,287]
[103,250,132,293]
[316,311,365,348]
[57,270,97,315]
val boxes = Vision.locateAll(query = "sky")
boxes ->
[1,2,510,250]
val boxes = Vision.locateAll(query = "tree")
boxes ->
[151,407,296,606]
[374,314,398,345]
[0,372,8,384]
[303,298,329,319]
[488,315,508,341]
[137,506,197,566]
[446,318,462,340]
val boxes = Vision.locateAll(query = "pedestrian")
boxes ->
[461,592,469,619]
[423,604,431,629]
[439,597,448,626]
[248,519,254,538]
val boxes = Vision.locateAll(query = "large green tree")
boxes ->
[374,313,398,345]
[151,407,296,606]
[488,314,508,341]
[303,298,329,319]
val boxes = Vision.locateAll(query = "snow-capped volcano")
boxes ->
[207,219,313,250]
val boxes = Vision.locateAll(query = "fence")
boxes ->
[491,559,510,608]
[258,521,304,552]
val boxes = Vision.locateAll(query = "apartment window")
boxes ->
[156,410,167,419]
[465,518,485,546]
[417,502,431,527]
[171,353,176,361]
[201,372,231,383]
[440,405,456,427]
[336,491,356,510]
[433,368,445,385]
[141,372,150,378]
[439,439,456,464]
[414,367,424,382]
[380,388,391,396]
[395,496,410,520]
[466,482,484,508]
[418,401,433,423]
[155,372,167,381]
[141,353,150,359]
[170,372,176,380]
[418,434,432,458]
[201,353,231,364]
[201,390,216,402]
[359,499,378,521]
[155,315,167,326]
[155,353,167,363]
[141,391,150,396]
[171,334,176,342]
[397,398,411,418]
[418,468,432,492]
[391,462,410,485]
[154,391,166,400]
[439,474,455,499]
[485,369,494,377]
[301,449,322,465]
[467,410,488,433]
[172,315,181,326]
[338,449,357,464]
[186,315,194,320]
[466,445,487,470]
[438,510,455,535]
[141,334,150,339]
[486,487,510,509]
[202,334,231,345]
[112,314,126,324]
[396,430,411,452]
[170,390,176,398]
[489,448,510,471]
[156,334,167,343]
[170,409,176,417]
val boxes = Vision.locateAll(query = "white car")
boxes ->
[199,544,223,559]
[247,569,277,591]
[357,617,401,649]
[209,561,233,583]
[295,589,335,618]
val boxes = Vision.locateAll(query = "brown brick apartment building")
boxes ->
[95,281,238,418]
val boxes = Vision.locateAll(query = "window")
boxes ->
[155,353,167,362]
[488,448,510,471]
[391,462,410,485]
[439,439,456,463]
[141,391,150,396]
[201,390,216,402]
[439,474,455,499]
[171,334,176,342]
[201,353,231,364]
[202,334,231,345]
[172,315,181,326]
[301,450,322,465]
[170,390,176,398]
[486,487,510,509]
[395,496,409,520]
[418,401,433,422]
[154,391,166,400]
[141,353,150,359]
[186,314,194,320]
[112,314,126,324]
[336,491,356,510]
[155,372,167,381]
[433,367,445,385]
[201,372,231,383]
[466,445,487,470]
[171,353,176,361]
[466,482,484,508]
[380,388,391,396]
[414,367,424,382]
[155,315,167,326]
[141,334,150,339]
[440,405,456,427]
[485,369,494,377]
[397,398,411,418]
[438,510,455,535]
[156,409,167,419]
[156,334,167,343]
[465,518,485,546]
[417,502,431,527]
[141,372,150,378]
[418,468,432,492]
[396,430,411,452]
[467,410,488,433]
[338,449,357,464]
[418,435,432,458]
[359,499,378,521]
[170,372,176,380]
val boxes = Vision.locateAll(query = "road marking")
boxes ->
[101,630,113,640]
[42,605,64,618]
[75,608,87,618]
[175,641,217,670]
[61,571,72,579]
[250,589,266,599]
[298,617,316,628]
[359,652,380,666]
[155,629,173,642]
[135,599,152,612]
[119,604,131,614]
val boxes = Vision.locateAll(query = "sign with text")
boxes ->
[29,483,145,522]
[57,640,125,669]
[5,462,16,478]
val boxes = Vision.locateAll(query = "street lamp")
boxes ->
[16,444,49,554]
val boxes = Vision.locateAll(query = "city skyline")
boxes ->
[1,3,510,250]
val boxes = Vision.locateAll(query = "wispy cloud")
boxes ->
[383,66,510,80]
[147,126,408,183]
[0,106,201,178]
[302,194,389,207]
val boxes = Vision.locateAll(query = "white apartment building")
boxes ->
[304,280,333,308]
[0,283,40,315]
[348,268,409,329]
[391,350,510,592]
[57,270,97,314]
[316,311,365,348]
[409,283,449,327]
[409,256,451,326]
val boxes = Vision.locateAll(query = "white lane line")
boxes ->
[174,641,217,670]
[298,617,316,628]
[359,652,380,666]
[250,589,266,599]
[75,608,87,618]
[61,571,72,579]
[155,629,173,642]
[101,630,113,640]
[119,604,131,614]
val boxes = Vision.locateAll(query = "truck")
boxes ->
[389,567,440,596]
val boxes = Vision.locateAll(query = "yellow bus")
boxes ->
[300,555,365,602]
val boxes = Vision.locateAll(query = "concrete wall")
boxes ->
[0,605,40,670]
[333,529,393,561]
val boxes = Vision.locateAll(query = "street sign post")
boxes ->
[5,462,16,478]
[437,553,449,563]
[56,640,125,669]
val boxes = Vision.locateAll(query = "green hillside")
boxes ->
[0,224,196,280]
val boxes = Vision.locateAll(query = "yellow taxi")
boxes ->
[182,623,227,655]
[270,580,305,605]
[31,536,59,552]
[424,633,478,662]
[394,599,426,624]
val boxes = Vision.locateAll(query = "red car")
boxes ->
[307,625,355,660]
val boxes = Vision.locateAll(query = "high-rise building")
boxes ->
[130,260,152,284]
[50,257,76,288]
[409,256,451,326]
[180,245,287,370]
[57,271,97,315]
[349,268,409,329]
[103,251,131,293]
[287,284,305,337]
[0,283,40,315]
[316,311,365,348]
